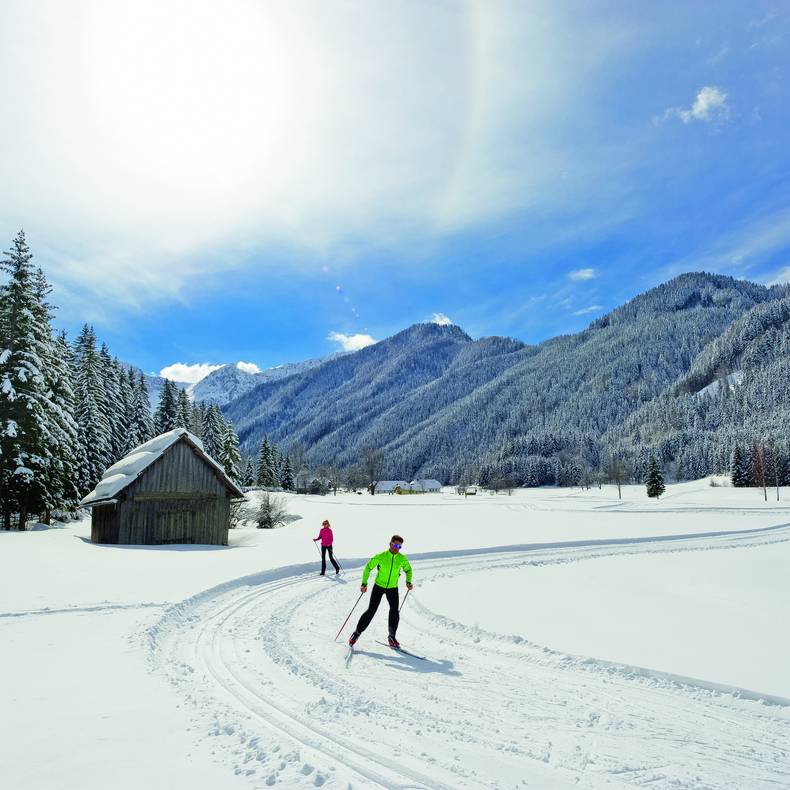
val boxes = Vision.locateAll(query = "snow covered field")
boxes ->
[2,481,790,789]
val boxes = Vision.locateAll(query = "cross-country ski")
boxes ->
[375,641,427,661]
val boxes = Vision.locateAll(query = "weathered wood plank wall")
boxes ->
[91,503,120,544]
[107,439,231,546]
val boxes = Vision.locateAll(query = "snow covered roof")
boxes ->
[80,428,244,507]
[409,479,442,491]
[375,480,409,492]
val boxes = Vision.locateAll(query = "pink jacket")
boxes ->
[315,526,333,546]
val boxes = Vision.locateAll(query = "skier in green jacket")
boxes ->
[348,534,413,648]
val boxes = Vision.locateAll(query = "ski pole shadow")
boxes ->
[357,648,460,677]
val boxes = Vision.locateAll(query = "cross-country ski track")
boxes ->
[147,522,790,789]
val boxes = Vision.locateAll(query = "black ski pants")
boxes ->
[355,584,399,636]
[321,545,340,574]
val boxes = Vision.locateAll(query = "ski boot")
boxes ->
[387,634,400,649]
[348,631,360,646]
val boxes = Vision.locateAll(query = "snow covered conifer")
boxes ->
[44,330,81,514]
[280,455,294,491]
[99,345,124,463]
[190,401,206,439]
[176,387,192,430]
[645,455,665,499]
[131,371,155,446]
[114,362,135,455]
[220,419,242,482]
[201,404,225,461]
[28,270,83,520]
[741,444,754,486]
[256,436,276,487]
[73,325,112,493]
[0,231,56,527]
[240,456,255,487]
[730,445,748,487]
[272,442,283,483]
[155,378,178,434]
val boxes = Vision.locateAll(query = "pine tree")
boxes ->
[0,232,59,527]
[175,387,192,430]
[131,371,155,446]
[201,404,225,461]
[29,272,81,519]
[190,401,205,439]
[730,444,748,487]
[240,456,256,487]
[99,345,124,463]
[280,455,294,490]
[271,442,283,484]
[221,419,242,482]
[45,331,81,514]
[645,455,665,499]
[115,362,134,455]
[256,436,276,486]
[73,324,112,493]
[154,378,178,434]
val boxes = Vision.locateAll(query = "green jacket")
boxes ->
[362,550,413,589]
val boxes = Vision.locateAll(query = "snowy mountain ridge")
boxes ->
[189,354,340,406]
[221,273,790,483]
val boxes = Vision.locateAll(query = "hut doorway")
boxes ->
[154,503,196,545]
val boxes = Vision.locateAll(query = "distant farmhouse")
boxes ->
[374,479,442,494]
[375,480,409,494]
[80,428,244,545]
[408,479,442,493]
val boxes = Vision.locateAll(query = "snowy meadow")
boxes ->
[2,481,789,789]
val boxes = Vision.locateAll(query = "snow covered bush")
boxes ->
[256,493,289,529]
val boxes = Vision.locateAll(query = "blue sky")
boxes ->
[1,2,789,381]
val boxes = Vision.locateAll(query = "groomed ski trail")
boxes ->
[147,523,790,789]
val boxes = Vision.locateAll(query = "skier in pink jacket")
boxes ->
[314,519,340,575]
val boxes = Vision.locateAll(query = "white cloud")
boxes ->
[160,362,223,383]
[327,332,377,352]
[665,86,729,124]
[573,305,602,316]
[0,1,642,312]
[430,313,454,326]
[236,361,261,374]
[567,268,597,281]
[764,266,790,286]
[663,206,790,280]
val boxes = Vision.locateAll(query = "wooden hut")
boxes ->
[80,428,244,545]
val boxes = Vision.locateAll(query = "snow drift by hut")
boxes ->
[80,428,244,545]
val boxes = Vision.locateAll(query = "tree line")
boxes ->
[0,231,246,529]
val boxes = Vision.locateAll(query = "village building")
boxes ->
[80,428,244,545]
[374,480,409,494]
[408,479,442,493]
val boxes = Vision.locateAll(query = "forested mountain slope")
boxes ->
[614,291,790,480]
[224,273,785,483]
[191,356,337,406]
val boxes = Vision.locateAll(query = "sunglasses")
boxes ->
[391,542,402,549]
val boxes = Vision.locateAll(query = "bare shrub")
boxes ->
[256,493,289,529]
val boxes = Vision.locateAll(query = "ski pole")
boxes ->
[399,588,410,613]
[315,540,345,575]
[334,552,345,575]
[334,592,364,641]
